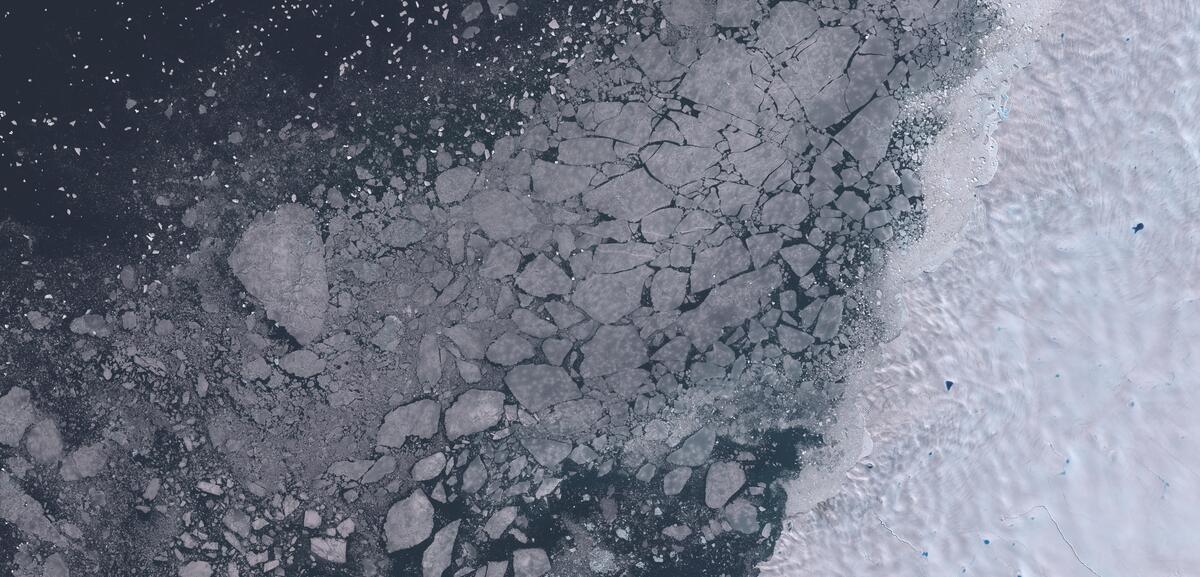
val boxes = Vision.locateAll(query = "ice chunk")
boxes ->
[746,233,783,269]
[759,192,810,226]
[631,36,685,82]
[729,143,788,187]
[417,333,443,386]
[0,471,67,547]
[662,524,692,541]
[835,95,899,170]
[864,210,890,229]
[60,443,107,481]
[228,204,328,345]
[178,561,212,577]
[473,189,538,240]
[777,26,860,103]
[541,398,603,435]
[372,315,406,352]
[411,452,447,482]
[329,460,374,481]
[0,386,35,447]
[23,418,63,465]
[545,301,586,329]
[558,136,617,165]
[667,427,716,466]
[754,2,819,55]
[485,561,510,577]
[363,456,397,484]
[690,238,751,293]
[436,166,477,204]
[516,256,573,297]
[663,467,693,496]
[422,520,460,577]
[69,314,110,337]
[513,548,551,577]
[280,349,325,378]
[723,498,759,534]
[311,537,348,564]
[717,181,760,217]
[835,191,870,220]
[445,325,486,360]
[511,309,558,338]
[542,338,572,366]
[505,365,580,412]
[662,0,713,26]
[650,269,689,311]
[676,209,719,240]
[531,161,597,202]
[225,510,252,536]
[591,243,657,274]
[480,244,522,279]
[582,169,673,222]
[377,399,440,448]
[635,463,657,482]
[640,208,683,242]
[715,0,758,27]
[679,266,781,347]
[24,311,51,330]
[486,332,536,366]
[777,325,815,352]
[812,295,845,341]
[484,506,518,540]
[779,244,821,277]
[520,437,572,468]
[569,445,599,465]
[643,143,720,187]
[445,389,506,440]
[580,324,649,378]
[677,42,767,120]
[461,2,484,21]
[42,553,68,577]
[705,461,745,508]
[385,490,435,552]
[461,456,488,494]
[572,267,651,324]
[381,219,427,248]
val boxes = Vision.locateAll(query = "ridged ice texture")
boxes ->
[764,1,1200,576]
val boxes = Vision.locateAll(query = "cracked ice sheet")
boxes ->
[766,1,1200,574]
[677,41,772,120]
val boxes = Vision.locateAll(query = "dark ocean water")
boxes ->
[0,0,554,256]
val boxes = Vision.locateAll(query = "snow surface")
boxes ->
[766,0,1200,575]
